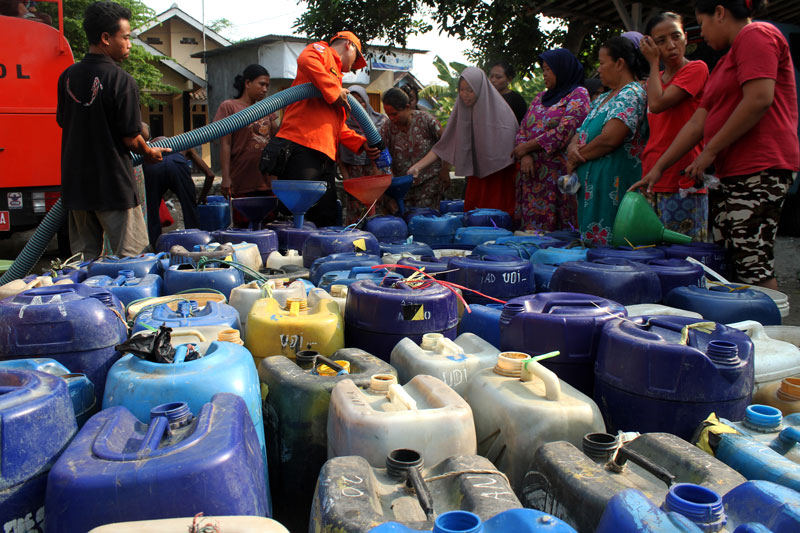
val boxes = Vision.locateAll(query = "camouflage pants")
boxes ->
[710,169,793,283]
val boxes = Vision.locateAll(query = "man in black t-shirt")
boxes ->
[56,1,169,258]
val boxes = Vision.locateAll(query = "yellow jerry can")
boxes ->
[245,297,344,364]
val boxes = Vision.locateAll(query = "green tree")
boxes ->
[295,0,432,51]
[207,17,234,35]
[41,0,178,105]
[295,1,620,88]
[296,0,563,80]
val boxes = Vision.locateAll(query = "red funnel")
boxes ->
[343,174,392,216]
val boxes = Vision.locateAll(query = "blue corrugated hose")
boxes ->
[0,83,382,284]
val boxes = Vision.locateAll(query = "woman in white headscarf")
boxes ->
[408,67,518,213]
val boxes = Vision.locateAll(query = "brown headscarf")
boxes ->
[433,66,517,178]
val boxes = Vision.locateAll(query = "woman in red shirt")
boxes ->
[639,12,709,241]
[631,0,799,289]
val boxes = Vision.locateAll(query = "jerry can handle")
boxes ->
[388,383,417,410]
[350,266,382,277]
[20,286,77,296]
[173,345,189,364]
[541,299,617,314]
[314,355,348,375]
[612,445,676,487]
[726,320,767,339]
[776,426,800,449]
[169,329,207,343]
[520,359,561,401]
[436,336,464,357]
[644,317,719,348]
[90,412,172,461]
[407,463,435,522]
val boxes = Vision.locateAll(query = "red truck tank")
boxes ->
[0,1,73,239]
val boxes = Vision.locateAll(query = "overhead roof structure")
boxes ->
[133,37,207,88]
[136,3,232,47]
[193,34,427,60]
[535,0,800,31]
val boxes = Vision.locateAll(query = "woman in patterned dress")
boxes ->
[380,88,449,210]
[566,37,649,244]
[513,48,590,231]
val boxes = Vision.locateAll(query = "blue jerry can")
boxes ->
[0,358,95,426]
[596,315,755,439]
[87,253,166,278]
[345,279,459,361]
[596,481,800,533]
[0,369,76,529]
[45,394,270,531]
[154,228,212,253]
[446,255,534,304]
[370,509,576,532]
[695,405,800,493]
[464,208,513,229]
[102,341,267,473]
[309,252,382,285]
[163,264,244,299]
[302,229,381,267]
[0,284,128,401]
[83,269,163,307]
[458,303,503,349]
[130,300,240,335]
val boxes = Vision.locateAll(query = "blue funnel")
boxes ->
[272,180,328,229]
[386,174,413,216]
[231,196,278,230]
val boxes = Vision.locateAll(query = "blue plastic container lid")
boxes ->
[661,483,725,532]
[744,404,783,431]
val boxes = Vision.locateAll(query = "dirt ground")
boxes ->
[1,178,798,327]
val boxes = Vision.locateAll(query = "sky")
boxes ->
[142,0,472,85]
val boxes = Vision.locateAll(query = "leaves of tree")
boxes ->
[41,0,179,105]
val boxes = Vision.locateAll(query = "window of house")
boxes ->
[149,114,164,138]
[145,36,163,45]
[180,37,199,45]
[192,113,206,130]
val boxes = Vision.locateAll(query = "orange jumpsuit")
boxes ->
[276,41,366,161]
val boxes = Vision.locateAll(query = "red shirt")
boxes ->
[277,41,366,161]
[642,60,708,192]
[701,22,799,178]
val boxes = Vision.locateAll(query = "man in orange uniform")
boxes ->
[263,31,380,226]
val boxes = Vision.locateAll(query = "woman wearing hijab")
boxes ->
[338,86,387,221]
[408,67,518,213]
[512,49,591,231]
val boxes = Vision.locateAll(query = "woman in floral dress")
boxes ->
[567,37,649,244]
[513,48,590,231]
[380,87,449,210]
